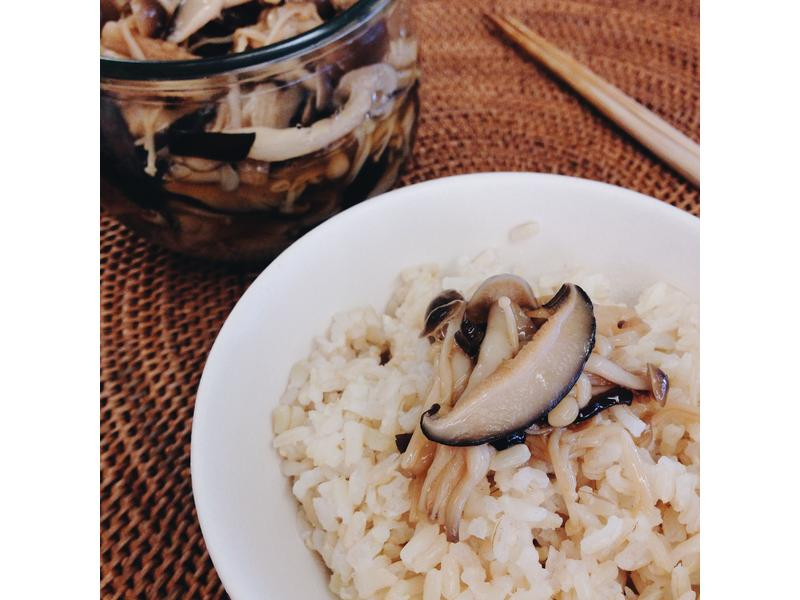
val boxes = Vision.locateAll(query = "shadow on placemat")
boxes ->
[101,216,250,598]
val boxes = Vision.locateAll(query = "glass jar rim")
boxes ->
[100,0,389,81]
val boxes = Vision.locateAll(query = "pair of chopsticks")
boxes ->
[486,14,700,187]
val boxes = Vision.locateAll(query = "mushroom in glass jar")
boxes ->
[100,0,420,260]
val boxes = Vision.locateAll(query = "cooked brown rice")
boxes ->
[272,251,699,600]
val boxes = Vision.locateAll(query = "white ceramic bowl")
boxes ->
[191,172,699,599]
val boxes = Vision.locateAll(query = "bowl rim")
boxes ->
[190,172,699,598]
[100,0,389,81]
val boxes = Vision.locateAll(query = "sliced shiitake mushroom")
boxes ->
[420,283,596,446]
[489,430,527,451]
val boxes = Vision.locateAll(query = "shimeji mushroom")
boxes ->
[226,63,399,162]
[455,273,537,358]
[399,310,471,478]
[443,444,494,542]
[584,354,671,404]
[130,0,169,37]
[584,353,649,390]
[168,0,254,43]
[464,273,539,323]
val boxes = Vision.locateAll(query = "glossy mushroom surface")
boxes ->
[421,290,466,339]
[398,274,679,542]
[421,283,596,446]
[464,273,539,323]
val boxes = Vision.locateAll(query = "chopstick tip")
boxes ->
[482,11,499,25]
[482,11,513,36]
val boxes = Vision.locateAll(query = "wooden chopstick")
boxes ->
[486,13,700,187]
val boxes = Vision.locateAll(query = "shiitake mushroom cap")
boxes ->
[421,283,595,446]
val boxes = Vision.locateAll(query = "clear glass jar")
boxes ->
[101,0,418,261]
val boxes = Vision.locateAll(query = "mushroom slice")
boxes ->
[461,302,516,397]
[465,274,539,324]
[647,363,670,405]
[450,346,473,400]
[101,19,197,59]
[226,64,398,162]
[421,290,465,339]
[420,284,595,446]
[490,429,528,450]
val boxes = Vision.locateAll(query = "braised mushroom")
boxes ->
[396,274,681,542]
[421,283,596,446]
[186,0,263,56]
[168,0,254,43]
[571,386,634,425]
[227,64,399,162]
[130,0,169,37]
[421,290,465,339]
[454,316,485,358]
[584,353,649,390]
[443,445,494,542]
[460,299,518,397]
[464,273,539,324]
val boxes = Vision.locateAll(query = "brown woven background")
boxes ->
[100,0,699,597]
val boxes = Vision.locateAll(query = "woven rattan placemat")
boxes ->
[100,0,699,596]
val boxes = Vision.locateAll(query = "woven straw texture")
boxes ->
[100,0,699,597]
